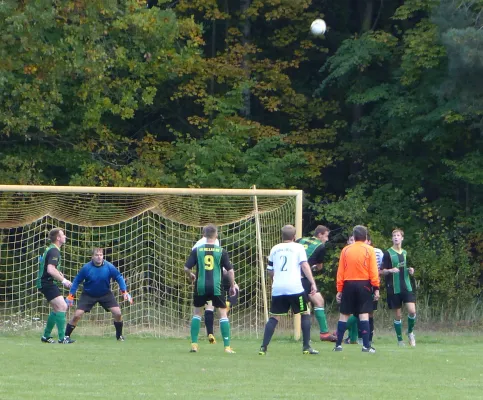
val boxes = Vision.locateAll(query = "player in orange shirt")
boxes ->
[333,225,380,353]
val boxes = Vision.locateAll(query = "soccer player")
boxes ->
[192,235,220,344]
[37,228,75,344]
[64,248,133,341]
[381,228,416,347]
[334,225,380,353]
[296,225,336,342]
[259,225,319,355]
[185,224,236,354]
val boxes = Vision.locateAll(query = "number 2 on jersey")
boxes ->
[280,255,287,271]
[204,255,214,270]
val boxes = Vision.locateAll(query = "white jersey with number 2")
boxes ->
[267,242,307,296]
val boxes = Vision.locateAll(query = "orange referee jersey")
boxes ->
[337,241,380,292]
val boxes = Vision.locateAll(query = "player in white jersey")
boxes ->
[259,225,319,355]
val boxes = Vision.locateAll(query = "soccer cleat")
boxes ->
[362,346,376,353]
[117,336,125,342]
[208,334,216,344]
[408,332,416,347]
[333,345,343,352]
[258,346,267,355]
[397,340,406,347]
[303,347,319,355]
[41,336,55,344]
[224,346,236,354]
[320,332,337,342]
[58,336,75,344]
[190,343,199,353]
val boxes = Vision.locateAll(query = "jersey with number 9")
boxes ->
[267,242,307,296]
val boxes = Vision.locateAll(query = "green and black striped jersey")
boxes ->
[381,247,413,295]
[185,244,233,296]
[36,244,61,289]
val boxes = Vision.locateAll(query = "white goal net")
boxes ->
[0,186,302,338]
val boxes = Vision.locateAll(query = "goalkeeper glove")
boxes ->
[65,294,74,307]
[122,291,133,304]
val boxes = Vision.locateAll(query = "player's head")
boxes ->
[352,225,368,242]
[202,224,218,239]
[49,228,66,246]
[392,228,404,245]
[314,225,330,243]
[92,248,104,266]
[281,225,296,241]
[347,235,355,245]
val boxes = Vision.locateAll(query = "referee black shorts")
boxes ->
[340,280,374,315]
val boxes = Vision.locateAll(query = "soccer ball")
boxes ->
[310,19,326,36]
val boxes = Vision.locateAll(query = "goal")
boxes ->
[0,185,302,338]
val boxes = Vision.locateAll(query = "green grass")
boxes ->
[1,334,483,400]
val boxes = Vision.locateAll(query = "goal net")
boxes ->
[0,186,302,338]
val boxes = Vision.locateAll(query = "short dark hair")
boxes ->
[202,224,218,239]
[282,225,296,241]
[49,228,63,243]
[352,225,368,242]
[92,248,104,256]
[314,225,329,236]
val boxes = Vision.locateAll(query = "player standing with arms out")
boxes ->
[37,228,75,344]
[381,229,416,347]
[296,225,336,342]
[185,224,236,354]
[334,225,380,353]
[259,225,319,355]
[64,248,133,341]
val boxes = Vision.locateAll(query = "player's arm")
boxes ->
[368,248,380,300]
[311,245,326,272]
[69,266,87,296]
[109,263,133,303]
[407,256,414,275]
[184,249,197,282]
[381,251,398,275]
[45,248,71,288]
[300,261,316,294]
[221,250,236,295]
[336,248,346,303]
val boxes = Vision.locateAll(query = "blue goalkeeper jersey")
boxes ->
[70,260,127,297]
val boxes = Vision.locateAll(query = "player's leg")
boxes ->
[39,284,62,343]
[292,293,318,354]
[190,293,206,352]
[308,290,335,342]
[355,281,374,352]
[388,294,404,345]
[65,292,95,340]
[334,282,354,350]
[368,311,375,346]
[259,296,286,354]
[204,301,215,343]
[406,298,417,346]
[100,291,124,340]
[344,314,359,344]
[50,295,73,344]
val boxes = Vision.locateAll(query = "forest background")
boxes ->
[0,0,482,318]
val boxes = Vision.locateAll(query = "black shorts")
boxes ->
[194,293,227,309]
[39,283,62,302]
[340,280,374,315]
[372,300,378,311]
[270,292,308,315]
[387,292,416,309]
[77,292,119,312]
[301,277,319,296]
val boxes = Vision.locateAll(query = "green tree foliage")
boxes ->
[1,0,482,305]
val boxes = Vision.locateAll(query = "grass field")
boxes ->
[1,333,482,400]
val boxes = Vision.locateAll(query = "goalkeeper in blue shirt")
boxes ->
[64,248,133,341]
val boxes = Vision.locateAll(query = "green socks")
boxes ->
[347,315,359,342]
[408,314,416,334]
[220,318,231,347]
[43,311,57,338]
[190,315,201,343]
[55,311,66,341]
[314,307,329,333]
[394,319,403,342]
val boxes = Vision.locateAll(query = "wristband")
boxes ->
[61,278,68,285]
